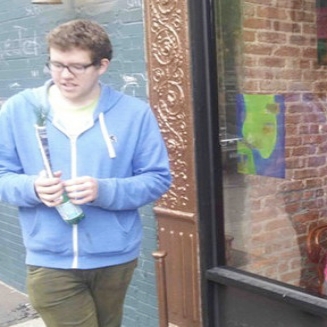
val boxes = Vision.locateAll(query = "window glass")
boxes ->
[217,0,327,296]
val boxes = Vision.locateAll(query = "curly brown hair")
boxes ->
[46,19,113,63]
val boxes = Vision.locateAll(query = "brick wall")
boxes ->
[0,1,159,326]
[0,203,26,291]
[236,0,326,291]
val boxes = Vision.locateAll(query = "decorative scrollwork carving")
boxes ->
[145,0,195,211]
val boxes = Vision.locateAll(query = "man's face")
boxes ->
[48,47,108,104]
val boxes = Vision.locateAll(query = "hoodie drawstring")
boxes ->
[99,112,116,158]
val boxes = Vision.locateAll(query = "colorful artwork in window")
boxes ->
[236,94,285,178]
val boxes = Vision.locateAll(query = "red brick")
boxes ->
[285,137,301,147]
[277,69,301,80]
[284,203,301,214]
[244,17,271,29]
[288,82,314,92]
[305,178,323,188]
[289,35,310,46]
[293,168,319,179]
[244,43,273,55]
[243,30,256,42]
[292,211,319,224]
[289,9,315,23]
[273,21,301,33]
[258,57,286,67]
[242,80,260,92]
[285,157,305,169]
[274,46,301,57]
[299,59,312,69]
[258,31,287,44]
[302,47,317,59]
[284,93,301,102]
[285,114,303,124]
[257,6,287,20]
[244,67,274,79]
[307,156,326,167]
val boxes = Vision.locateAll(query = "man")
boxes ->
[0,19,171,327]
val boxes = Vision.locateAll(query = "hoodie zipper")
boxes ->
[52,115,116,268]
[70,135,79,269]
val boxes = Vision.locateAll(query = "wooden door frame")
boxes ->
[143,0,201,326]
[143,0,221,326]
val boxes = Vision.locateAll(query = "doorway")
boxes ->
[197,0,327,326]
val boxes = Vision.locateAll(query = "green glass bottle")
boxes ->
[55,193,85,225]
[34,111,85,225]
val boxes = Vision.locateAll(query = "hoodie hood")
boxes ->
[29,80,125,123]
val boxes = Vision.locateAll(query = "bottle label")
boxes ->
[56,201,85,224]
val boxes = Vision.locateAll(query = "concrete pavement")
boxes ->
[11,318,45,327]
[0,281,45,327]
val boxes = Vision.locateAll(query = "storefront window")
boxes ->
[217,0,327,296]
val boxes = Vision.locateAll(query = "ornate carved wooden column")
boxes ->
[144,1,201,326]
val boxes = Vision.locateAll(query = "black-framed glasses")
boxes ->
[46,61,97,75]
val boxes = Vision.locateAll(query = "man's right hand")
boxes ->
[34,170,65,207]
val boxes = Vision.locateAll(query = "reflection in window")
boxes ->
[216,0,327,296]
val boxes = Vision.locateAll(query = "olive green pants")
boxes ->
[27,260,137,327]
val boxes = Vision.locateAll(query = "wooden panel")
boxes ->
[156,210,200,327]
[144,0,201,326]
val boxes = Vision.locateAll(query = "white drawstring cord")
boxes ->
[99,113,116,158]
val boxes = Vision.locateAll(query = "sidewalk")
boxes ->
[11,318,45,327]
[0,281,45,327]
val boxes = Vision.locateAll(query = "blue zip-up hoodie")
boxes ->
[0,80,171,269]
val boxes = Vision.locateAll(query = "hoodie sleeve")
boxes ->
[0,98,41,207]
[89,107,171,210]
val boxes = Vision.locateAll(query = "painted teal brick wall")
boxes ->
[0,203,26,291]
[0,1,159,326]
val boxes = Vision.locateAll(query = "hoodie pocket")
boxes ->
[79,210,141,256]
[21,206,71,254]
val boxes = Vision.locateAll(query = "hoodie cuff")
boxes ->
[86,178,115,209]
[25,175,43,206]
